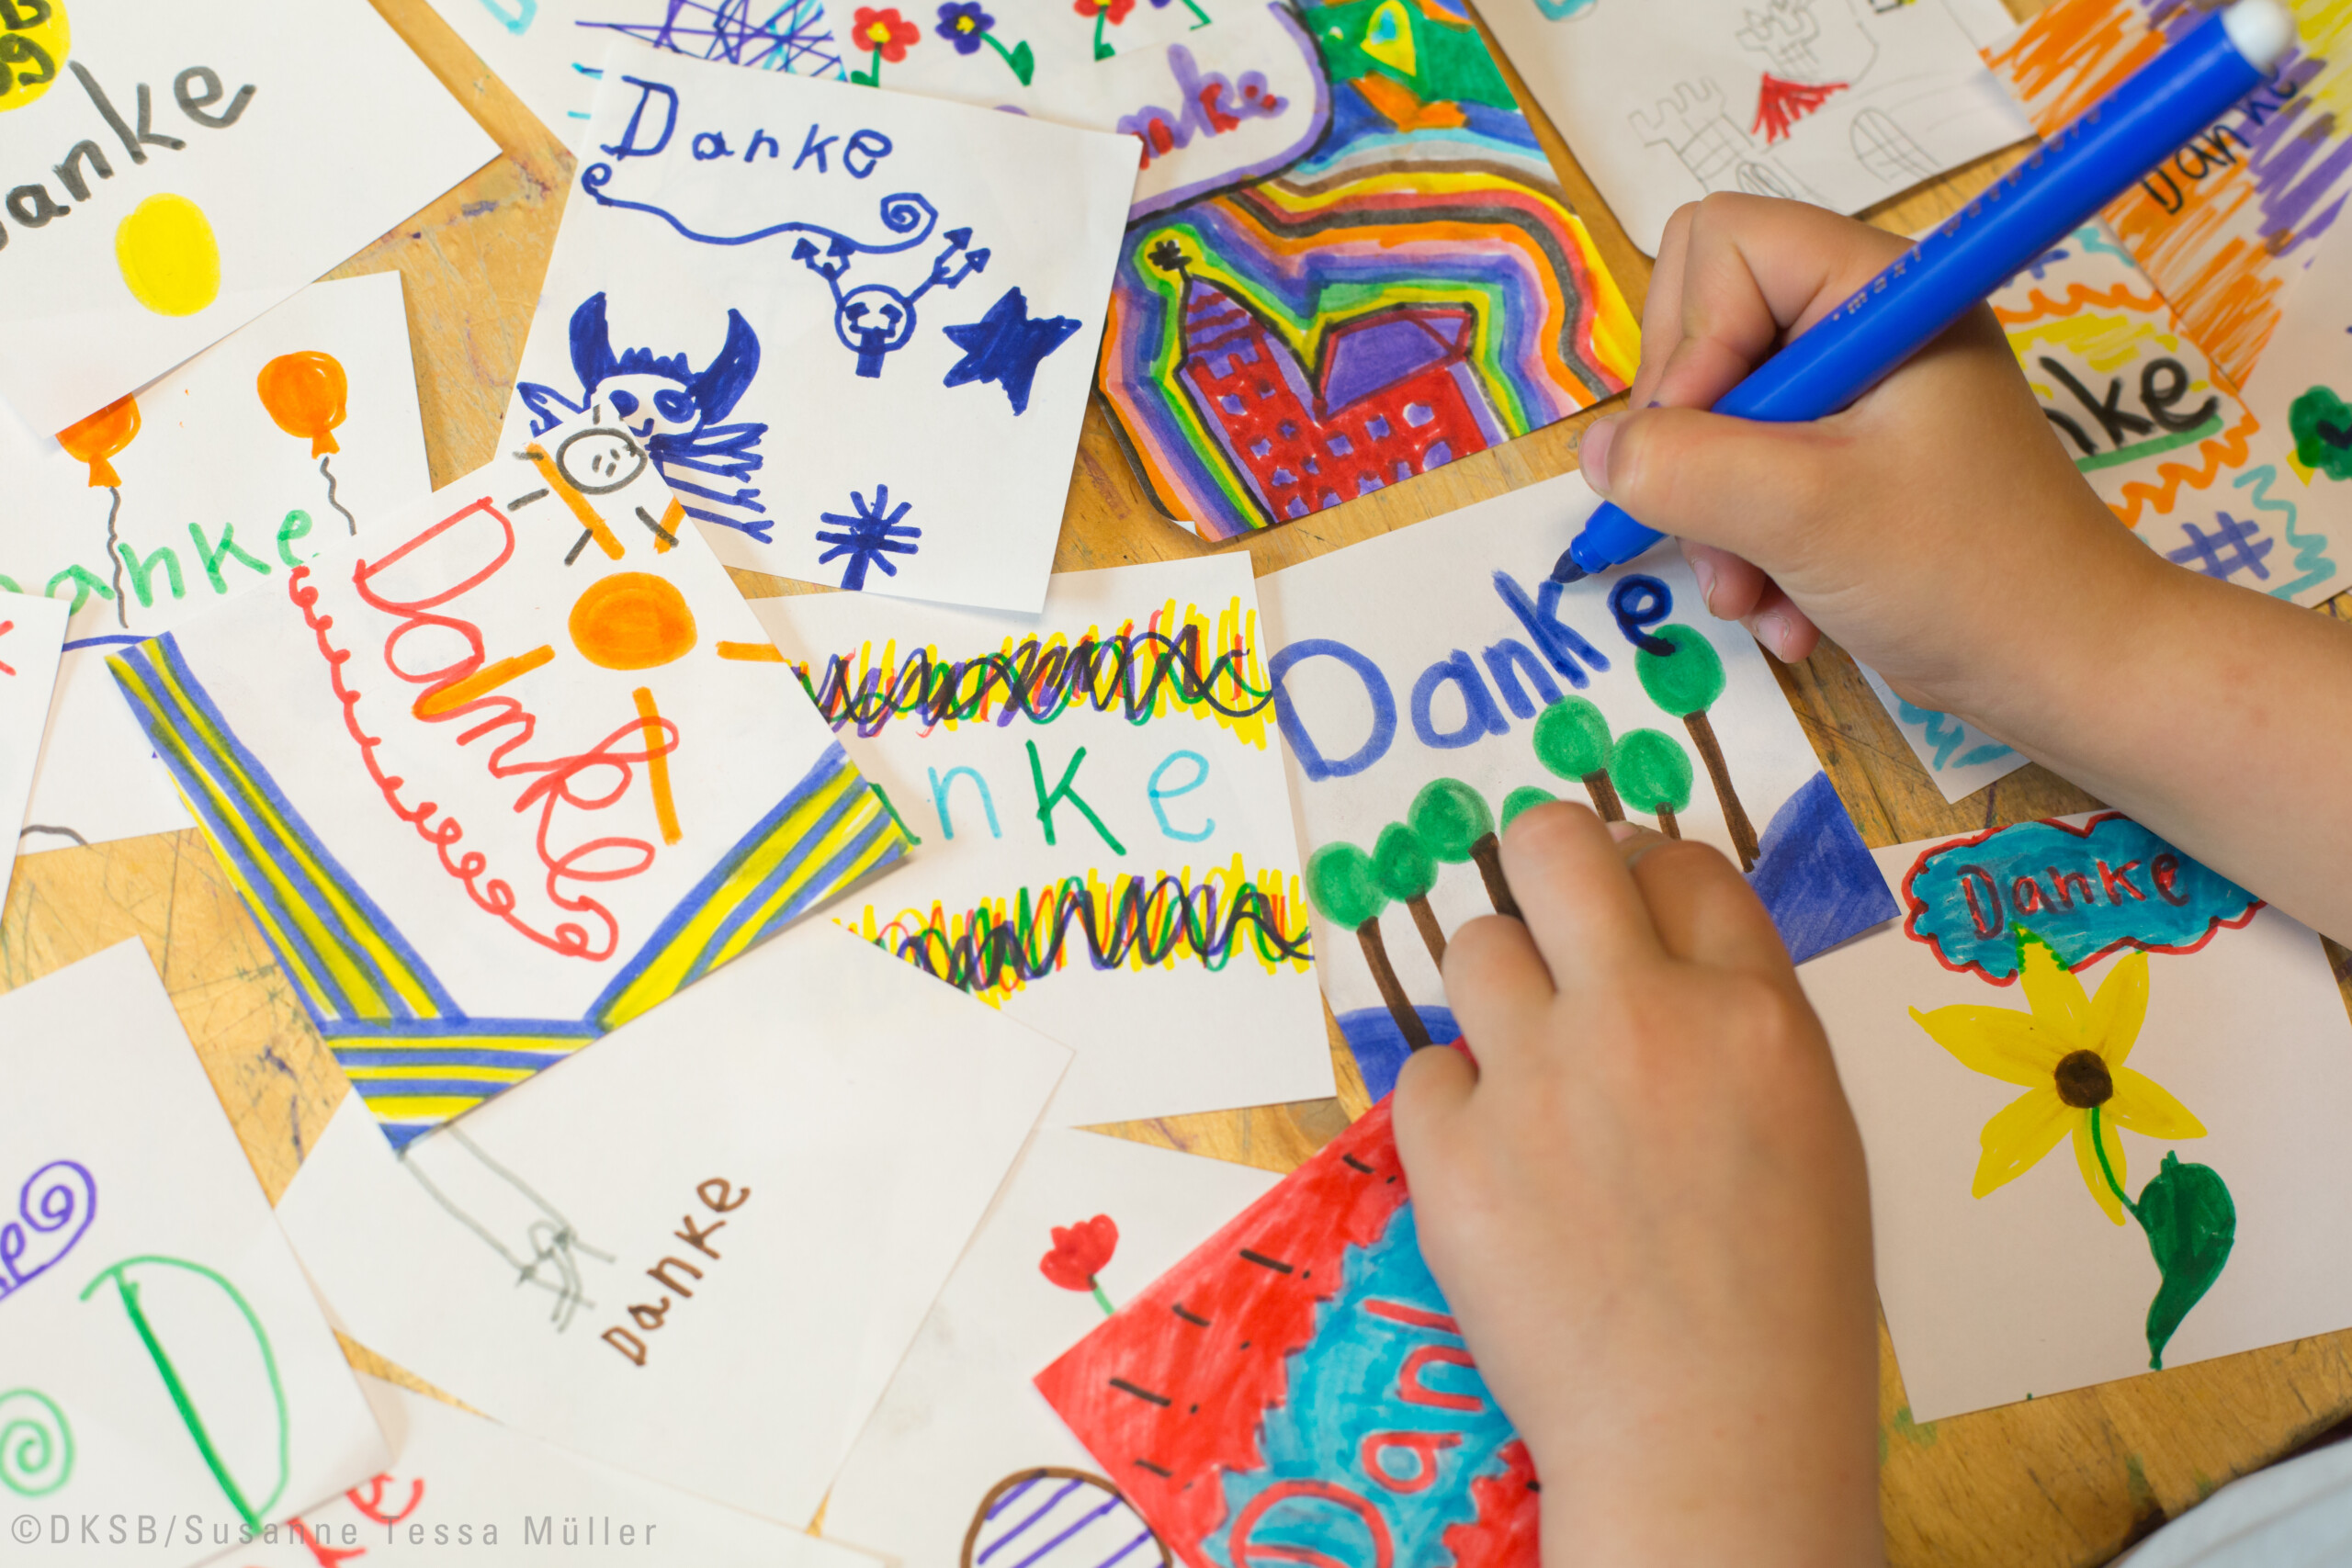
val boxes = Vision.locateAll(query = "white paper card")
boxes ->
[274,923,1069,1526]
[1476,0,2030,253]
[421,0,841,147]
[0,273,434,851]
[0,941,387,1562]
[242,1374,881,1565]
[823,1127,1279,1567]
[104,405,907,1149]
[501,40,1138,614]
[752,557,1335,1126]
[1859,665,2024,805]
[1803,817,2352,1422]
[1257,471,1897,1100]
[0,590,67,885]
[0,0,494,431]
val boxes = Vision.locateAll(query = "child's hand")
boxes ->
[1580,194,2352,944]
[1394,804,1883,1568]
[1578,194,2149,729]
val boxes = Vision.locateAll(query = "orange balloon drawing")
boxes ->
[256,351,349,457]
[57,394,139,487]
[569,573,696,671]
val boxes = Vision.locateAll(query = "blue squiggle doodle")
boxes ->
[2233,462,2339,602]
[1896,699,2016,773]
[579,160,939,254]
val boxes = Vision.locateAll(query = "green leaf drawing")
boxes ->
[2133,1150,2236,1371]
[1372,822,1437,904]
[1501,785,1555,829]
[1532,697,1611,779]
[1306,841,1385,930]
[2288,384,2352,482]
[1374,821,1446,967]
[1612,728,1694,833]
[1408,777,1491,862]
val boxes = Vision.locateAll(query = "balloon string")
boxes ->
[319,456,356,536]
[105,486,126,629]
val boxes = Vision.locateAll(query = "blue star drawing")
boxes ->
[817,484,921,590]
[942,288,1083,415]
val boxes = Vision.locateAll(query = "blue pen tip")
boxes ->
[1548,548,1588,585]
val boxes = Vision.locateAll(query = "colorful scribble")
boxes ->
[580,0,843,85]
[858,855,1310,1004]
[798,598,1274,741]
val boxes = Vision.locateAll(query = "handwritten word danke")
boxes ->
[1117,45,1288,168]
[602,1178,751,1367]
[3,57,254,248]
[599,74,896,179]
[294,498,678,962]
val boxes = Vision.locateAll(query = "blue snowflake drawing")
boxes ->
[817,484,921,590]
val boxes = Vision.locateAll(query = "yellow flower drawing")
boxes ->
[1911,934,2205,1224]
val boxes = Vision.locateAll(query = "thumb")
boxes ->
[1579,405,1842,581]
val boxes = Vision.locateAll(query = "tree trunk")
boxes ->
[1683,711,1757,872]
[1358,919,1431,1051]
[1406,897,1446,968]
[1580,769,1624,822]
[1657,804,1680,840]
[1469,833,1521,920]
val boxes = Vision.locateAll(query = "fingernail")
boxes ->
[1579,415,1618,494]
[1758,611,1790,657]
[1607,819,1641,842]
[1691,554,1718,615]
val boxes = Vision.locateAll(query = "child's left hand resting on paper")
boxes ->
[1394,803,1883,1568]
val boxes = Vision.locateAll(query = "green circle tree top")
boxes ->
[1611,728,1694,814]
[1635,624,1726,716]
[1532,697,1611,780]
[1501,785,1556,829]
[1408,777,1494,862]
[1306,840,1386,929]
[1372,821,1438,903]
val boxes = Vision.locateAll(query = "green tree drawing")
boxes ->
[1532,697,1622,821]
[1635,624,1758,870]
[1373,821,1447,967]
[1501,785,1556,830]
[1409,777,1521,919]
[1306,840,1430,1050]
[1611,728,1695,840]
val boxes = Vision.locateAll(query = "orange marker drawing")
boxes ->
[715,641,786,662]
[633,686,683,846]
[413,645,555,720]
[524,442,626,560]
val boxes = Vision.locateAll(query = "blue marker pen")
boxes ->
[1554,0,2298,583]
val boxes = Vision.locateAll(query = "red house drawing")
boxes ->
[1153,241,1507,527]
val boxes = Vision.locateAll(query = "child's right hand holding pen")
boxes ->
[1579,195,2352,942]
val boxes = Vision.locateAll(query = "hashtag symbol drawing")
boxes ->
[2165,512,2275,581]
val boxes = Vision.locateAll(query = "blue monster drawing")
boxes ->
[516,293,773,543]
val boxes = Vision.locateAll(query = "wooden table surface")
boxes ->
[6,0,2349,1560]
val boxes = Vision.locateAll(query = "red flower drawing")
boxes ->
[854,6,922,61]
[1071,0,1136,23]
[1041,1214,1120,1314]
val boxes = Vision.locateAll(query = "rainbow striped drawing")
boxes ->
[108,406,905,1147]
